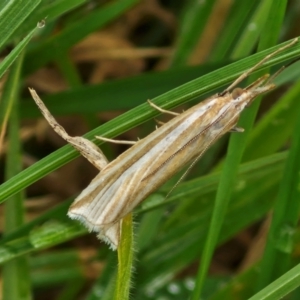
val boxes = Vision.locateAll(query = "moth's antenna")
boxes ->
[265,56,300,85]
[220,38,298,95]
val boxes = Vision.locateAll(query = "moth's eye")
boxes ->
[232,87,244,99]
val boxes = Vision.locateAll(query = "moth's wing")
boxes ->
[68,209,120,251]
[67,121,166,246]
[68,109,200,248]
[69,147,173,251]
[97,221,121,250]
[67,168,124,249]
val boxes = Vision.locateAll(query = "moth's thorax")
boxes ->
[197,90,249,120]
[230,88,252,111]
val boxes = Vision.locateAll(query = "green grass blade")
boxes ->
[191,1,288,298]
[0,27,37,79]
[2,53,31,300]
[0,222,86,264]
[0,200,72,245]
[231,0,274,59]
[249,263,300,300]
[12,0,87,40]
[19,59,298,118]
[244,79,300,161]
[20,63,223,118]
[137,200,165,251]
[0,0,40,50]
[1,38,300,204]
[210,1,257,60]
[55,51,82,88]
[114,214,134,300]
[56,280,85,300]
[256,103,300,289]
[39,0,85,19]
[171,0,217,66]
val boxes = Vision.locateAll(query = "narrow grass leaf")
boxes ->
[0,0,40,49]
[114,214,134,300]
[256,102,300,289]
[230,0,274,59]
[249,263,300,300]
[2,53,31,300]
[1,39,299,204]
[171,0,217,66]
[0,27,37,79]
[244,80,300,161]
[210,1,257,60]
[13,0,87,40]
[191,2,288,298]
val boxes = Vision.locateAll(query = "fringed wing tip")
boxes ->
[67,211,120,250]
[97,233,117,251]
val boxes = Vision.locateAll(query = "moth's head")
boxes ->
[231,74,276,109]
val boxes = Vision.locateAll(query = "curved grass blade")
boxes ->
[191,2,290,298]
[0,0,40,50]
[0,38,299,205]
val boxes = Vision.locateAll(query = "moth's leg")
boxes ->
[221,38,298,95]
[229,127,244,133]
[29,88,108,170]
[95,136,136,145]
[154,118,165,126]
[147,99,179,116]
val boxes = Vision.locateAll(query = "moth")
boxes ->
[29,38,298,250]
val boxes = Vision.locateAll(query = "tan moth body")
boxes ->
[29,38,298,250]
